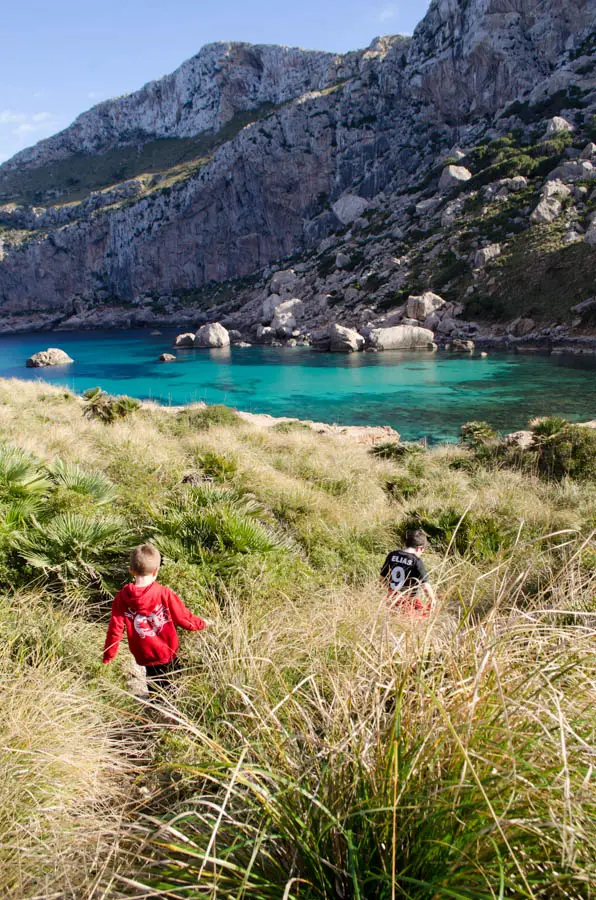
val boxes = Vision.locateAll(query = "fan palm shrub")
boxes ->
[48,459,117,511]
[13,513,131,593]
[82,387,141,424]
[0,444,51,501]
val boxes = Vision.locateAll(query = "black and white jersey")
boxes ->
[380,550,428,592]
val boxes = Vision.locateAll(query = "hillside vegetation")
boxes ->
[0,380,594,898]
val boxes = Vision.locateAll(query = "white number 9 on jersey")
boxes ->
[390,565,406,589]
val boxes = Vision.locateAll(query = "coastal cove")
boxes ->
[6,329,596,442]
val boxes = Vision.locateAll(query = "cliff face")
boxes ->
[0,0,595,332]
[407,0,596,121]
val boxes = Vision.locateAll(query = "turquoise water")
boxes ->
[3,330,596,442]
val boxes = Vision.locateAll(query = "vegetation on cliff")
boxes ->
[0,379,594,898]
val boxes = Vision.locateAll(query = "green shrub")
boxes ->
[460,421,499,448]
[370,441,424,460]
[197,451,237,481]
[271,420,311,434]
[82,387,141,424]
[383,474,421,500]
[531,421,596,481]
[403,506,515,560]
[0,444,51,501]
[13,513,131,593]
[153,485,293,572]
[48,459,117,507]
[173,404,240,432]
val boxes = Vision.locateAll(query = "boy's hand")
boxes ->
[201,619,214,629]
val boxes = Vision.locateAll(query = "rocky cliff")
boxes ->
[1,0,596,344]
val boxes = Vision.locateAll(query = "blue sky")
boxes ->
[0,0,431,164]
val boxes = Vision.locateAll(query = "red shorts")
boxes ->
[387,591,430,619]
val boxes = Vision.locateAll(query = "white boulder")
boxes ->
[544,116,574,138]
[270,269,297,292]
[580,142,596,159]
[542,180,571,200]
[26,348,74,367]
[194,322,230,348]
[172,332,195,348]
[271,299,305,336]
[367,325,435,350]
[328,323,365,353]
[262,294,281,323]
[474,243,502,267]
[439,165,472,192]
[332,194,369,225]
[335,252,350,269]
[407,291,446,321]
[531,180,571,225]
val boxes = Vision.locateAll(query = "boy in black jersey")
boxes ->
[380,529,436,617]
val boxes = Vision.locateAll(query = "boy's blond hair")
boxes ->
[130,544,161,576]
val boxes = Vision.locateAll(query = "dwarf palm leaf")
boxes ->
[0,444,51,501]
[153,486,292,562]
[14,513,131,589]
[48,459,117,507]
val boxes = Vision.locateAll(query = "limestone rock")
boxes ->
[368,324,434,350]
[580,142,596,159]
[441,198,465,227]
[474,243,501,267]
[439,165,472,193]
[270,269,297,293]
[584,226,596,247]
[500,175,528,193]
[194,322,230,348]
[159,353,176,362]
[436,316,458,335]
[328,323,365,352]
[172,332,195,348]
[542,180,571,200]
[335,252,350,269]
[446,339,475,352]
[505,430,533,450]
[332,194,369,225]
[255,324,274,343]
[26,348,74,367]
[544,116,574,138]
[531,197,563,225]
[262,294,281,323]
[407,291,446,321]
[271,299,304,336]
[509,317,535,337]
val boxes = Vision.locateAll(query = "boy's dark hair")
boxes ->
[130,543,161,575]
[405,529,428,550]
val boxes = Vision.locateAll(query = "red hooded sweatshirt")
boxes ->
[103,582,206,666]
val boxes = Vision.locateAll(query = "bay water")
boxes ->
[3,329,596,442]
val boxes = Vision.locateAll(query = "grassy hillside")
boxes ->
[0,380,594,898]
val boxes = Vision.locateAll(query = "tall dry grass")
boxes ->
[0,381,594,898]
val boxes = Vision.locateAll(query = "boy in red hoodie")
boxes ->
[103,543,208,693]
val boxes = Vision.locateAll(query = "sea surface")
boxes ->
[3,329,596,442]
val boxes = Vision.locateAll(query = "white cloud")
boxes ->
[0,109,62,164]
[0,110,27,125]
[379,5,397,22]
